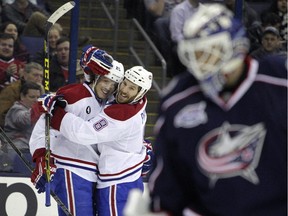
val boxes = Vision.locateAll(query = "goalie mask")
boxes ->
[122,66,153,103]
[177,4,250,97]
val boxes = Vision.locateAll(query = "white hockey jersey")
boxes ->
[56,97,148,188]
[29,82,106,182]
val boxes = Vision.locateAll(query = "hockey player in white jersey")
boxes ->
[29,45,124,216]
[44,66,153,216]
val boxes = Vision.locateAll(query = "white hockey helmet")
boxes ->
[177,4,250,96]
[124,66,153,103]
[105,60,124,83]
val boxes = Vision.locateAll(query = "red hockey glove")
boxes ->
[30,102,43,125]
[142,139,154,176]
[31,148,57,193]
[38,93,67,116]
[80,45,113,76]
[50,107,67,131]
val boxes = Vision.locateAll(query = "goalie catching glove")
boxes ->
[31,148,57,193]
[80,45,113,80]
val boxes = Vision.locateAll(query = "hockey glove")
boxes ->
[142,139,154,176]
[80,45,113,76]
[30,102,44,125]
[38,93,67,116]
[50,107,67,131]
[31,148,57,193]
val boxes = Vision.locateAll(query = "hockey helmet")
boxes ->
[105,60,124,83]
[123,66,153,103]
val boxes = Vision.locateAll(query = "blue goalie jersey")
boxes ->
[150,55,287,216]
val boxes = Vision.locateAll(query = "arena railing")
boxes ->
[128,18,167,95]
[87,0,119,57]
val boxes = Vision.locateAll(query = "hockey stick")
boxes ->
[43,1,75,207]
[0,127,73,216]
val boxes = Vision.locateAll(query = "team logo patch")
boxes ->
[174,102,207,128]
[197,122,266,187]
[86,106,91,114]
[93,118,108,131]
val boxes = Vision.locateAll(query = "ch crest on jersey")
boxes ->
[197,122,266,188]
[174,102,207,128]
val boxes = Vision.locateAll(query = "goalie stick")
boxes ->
[0,127,73,216]
[43,0,75,207]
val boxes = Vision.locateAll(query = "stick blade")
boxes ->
[47,1,75,26]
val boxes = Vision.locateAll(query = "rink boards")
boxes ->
[0,176,150,216]
[0,176,58,216]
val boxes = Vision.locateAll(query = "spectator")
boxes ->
[262,12,282,30]
[170,0,200,43]
[3,81,41,176]
[28,0,53,14]
[250,26,286,60]
[144,0,183,77]
[0,21,30,62]
[1,0,90,46]
[75,59,85,84]
[168,0,201,77]
[1,0,50,36]
[32,23,63,64]
[49,36,70,92]
[249,12,283,52]
[144,0,183,40]
[123,0,146,24]
[261,0,287,44]
[144,0,183,18]
[0,61,44,128]
[0,33,25,91]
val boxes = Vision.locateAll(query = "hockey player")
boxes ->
[138,4,286,216]
[29,45,124,216]
[44,66,153,216]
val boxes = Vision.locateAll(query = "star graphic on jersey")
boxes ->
[197,122,266,187]
[209,122,264,157]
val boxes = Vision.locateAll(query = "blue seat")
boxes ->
[20,36,44,60]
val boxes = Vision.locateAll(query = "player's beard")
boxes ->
[116,91,134,104]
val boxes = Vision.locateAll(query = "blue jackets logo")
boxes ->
[197,122,266,187]
[174,102,207,128]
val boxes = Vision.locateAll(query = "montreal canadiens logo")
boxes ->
[197,122,266,187]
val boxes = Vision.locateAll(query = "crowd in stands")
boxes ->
[0,0,88,175]
[124,0,287,77]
